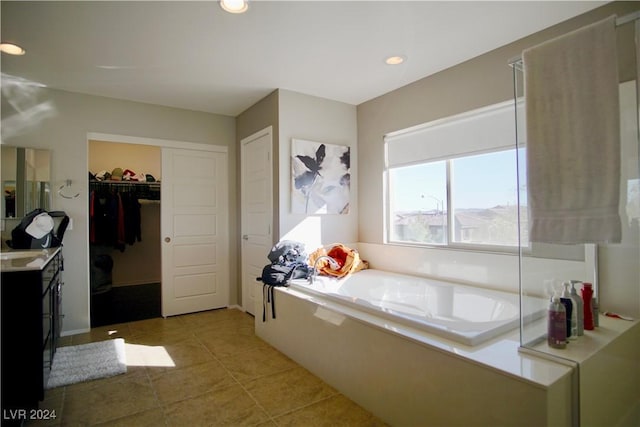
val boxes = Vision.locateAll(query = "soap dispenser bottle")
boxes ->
[561,282,576,340]
[570,280,584,336]
[548,296,567,349]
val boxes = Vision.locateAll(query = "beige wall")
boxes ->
[356,2,640,317]
[234,89,358,306]
[357,1,640,245]
[108,202,161,287]
[1,88,236,334]
[277,89,358,249]
[89,140,161,179]
[1,146,18,181]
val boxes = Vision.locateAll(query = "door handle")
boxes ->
[164,237,171,243]
[242,235,249,240]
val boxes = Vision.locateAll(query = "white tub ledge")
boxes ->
[255,271,577,427]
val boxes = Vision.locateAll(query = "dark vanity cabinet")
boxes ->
[1,249,63,424]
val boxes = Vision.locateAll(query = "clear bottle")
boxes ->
[561,282,577,340]
[548,296,567,349]
[570,280,584,336]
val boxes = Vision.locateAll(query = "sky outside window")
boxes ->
[388,148,527,247]
[390,161,446,212]
[451,150,521,209]
[392,149,526,212]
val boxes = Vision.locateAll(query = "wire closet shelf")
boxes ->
[89,179,161,201]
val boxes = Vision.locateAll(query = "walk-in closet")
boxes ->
[88,140,161,327]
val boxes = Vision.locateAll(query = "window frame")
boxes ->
[385,147,526,254]
[383,100,527,254]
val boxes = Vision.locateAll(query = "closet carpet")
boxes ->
[91,283,161,327]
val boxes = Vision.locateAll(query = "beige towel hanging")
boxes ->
[523,15,621,244]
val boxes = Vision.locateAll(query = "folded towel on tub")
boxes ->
[523,15,621,244]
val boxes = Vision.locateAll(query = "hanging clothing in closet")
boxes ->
[90,187,142,252]
[120,192,142,245]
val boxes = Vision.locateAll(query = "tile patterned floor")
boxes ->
[29,308,386,426]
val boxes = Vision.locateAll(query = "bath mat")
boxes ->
[46,338,127,389]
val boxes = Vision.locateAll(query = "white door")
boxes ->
[241,127,273,315]
[161,147,229,317]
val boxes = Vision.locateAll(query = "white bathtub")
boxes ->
[256,268,575,426]
[289,269,541,346]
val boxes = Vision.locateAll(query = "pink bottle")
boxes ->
[548,296,567,349]
[581,283,594,330]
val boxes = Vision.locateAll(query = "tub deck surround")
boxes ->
[289,269,547,346]
[257,268,640,426]
[523,316,640,427]
[279,279,570,387]
[256,278,575,426]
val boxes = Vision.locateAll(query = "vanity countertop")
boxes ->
[0,247,61,272]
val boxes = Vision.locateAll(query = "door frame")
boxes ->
[87,133,227,154]
[85,132,228,319]
[240,126,273,313]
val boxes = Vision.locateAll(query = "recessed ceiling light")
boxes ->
[385,55,406,65]
[0,43,26,55]
[220,0,248,14]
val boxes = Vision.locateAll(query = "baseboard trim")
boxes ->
[61,327,91,337]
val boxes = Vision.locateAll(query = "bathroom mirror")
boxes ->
[1,145,51,218]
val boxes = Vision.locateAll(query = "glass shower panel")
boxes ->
[512,64,592,348]
[515,19,640,353]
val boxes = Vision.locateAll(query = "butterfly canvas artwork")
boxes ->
[291,139,350,215]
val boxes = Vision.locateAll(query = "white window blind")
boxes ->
[385,101,517,167]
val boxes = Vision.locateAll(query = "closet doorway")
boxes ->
[89,140,162,327]
[87,132,230,327]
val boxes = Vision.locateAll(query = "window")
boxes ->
[388,148,527,248]
[451,149,525,246]
[385,101,528,250]
[389,161,447,244]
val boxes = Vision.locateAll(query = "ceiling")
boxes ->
[1,1,606,117]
